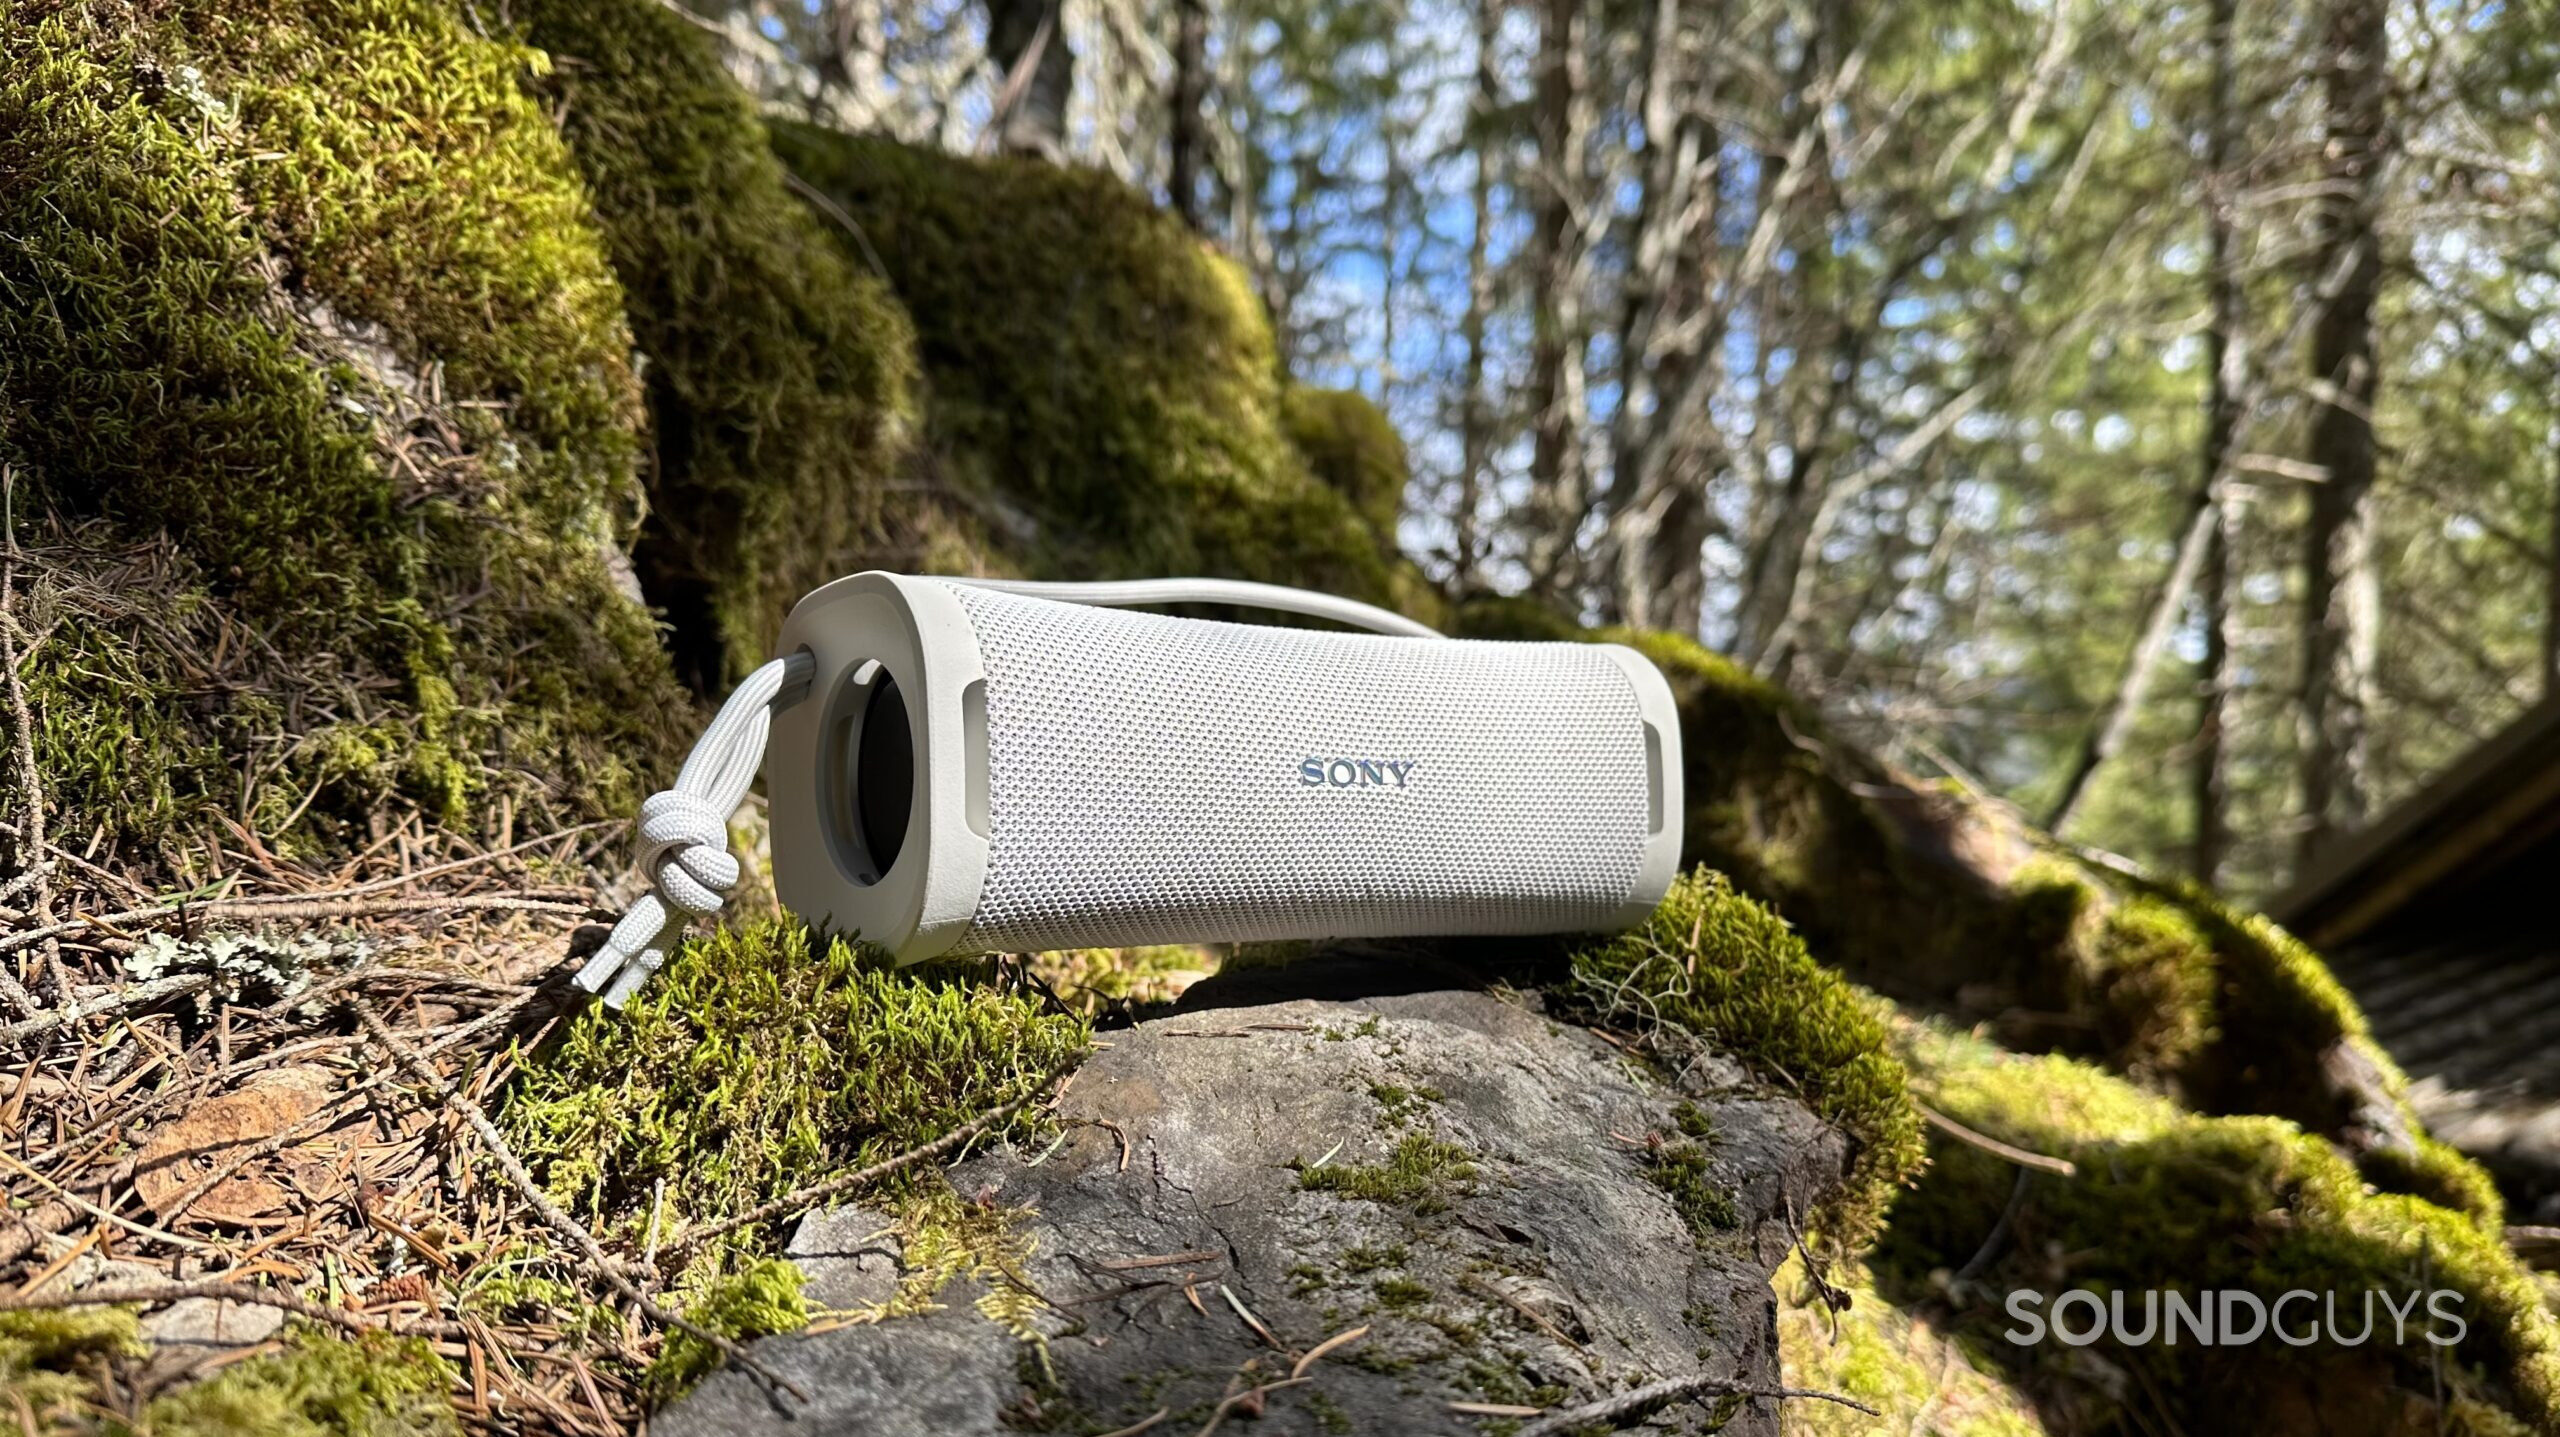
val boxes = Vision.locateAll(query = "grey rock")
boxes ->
[786,1205,904,1311]
[140,1294,286,1351]
[660,985,1847,1437]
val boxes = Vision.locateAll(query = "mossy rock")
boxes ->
[1505,623,2483,1216]
[141,1326,460,1437]
[1569,869,1926,1254]
[765,124,1403,612]
[1,0,690,866]
[1280,385,1404,541]
[513,0,928,691]
[499,918,1088,1253]
[1876,1017,2560,1434]
[1775,1253,2048,1436]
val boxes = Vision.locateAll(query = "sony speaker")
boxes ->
[761,572,1682,961]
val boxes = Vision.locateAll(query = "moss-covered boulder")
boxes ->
[1,0,690,866]
[513,0,927,692]
[1569,869,1925,1254]
[1456,611,2470,1210]
[1876,1018,2560,1434]
[766,124,1403,611]
[1281,384,1405,540]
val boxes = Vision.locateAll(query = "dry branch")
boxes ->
[1916,1102,2078,1177]
[0,1279,466,1339]
[1513,1371,1880,1436]
[347,996,811,1406]
[664,1052,1086,1263]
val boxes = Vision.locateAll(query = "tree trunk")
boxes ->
[2544,380,2560,699]
[985,0,1072,160]
[1601,0,1703,627]
[2045,487,2223,835]
[1453,0,1498,591]
[2047,0,2249,843]
[2294,0,2388,870]
[1169,0,1208,230]
[2192,0,2242,886]
[1524,0,1591,596]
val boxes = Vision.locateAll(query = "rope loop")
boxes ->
[574,653,812,1007]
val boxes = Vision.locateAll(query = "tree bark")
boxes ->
[985,0,1072,160]
[1454,0,1499,590]
[2192,0,2242,886]
[2044,488,2224,835]
[1169,0,1208,229]
[1601,0,1705,628]
[2294,0,2388,870]
[1524,0,1591,596]
[2544,379,2560,698]
[2047,0,2248,844]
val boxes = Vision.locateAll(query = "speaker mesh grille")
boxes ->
[944,584,1650,953]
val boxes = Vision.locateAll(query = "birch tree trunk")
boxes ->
[1601,0,1703,628]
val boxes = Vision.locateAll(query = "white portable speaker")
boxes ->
[765,573,1681,961]
[575,573,1681,1003]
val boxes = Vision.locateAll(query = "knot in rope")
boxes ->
[574,652,812,1008]
[634,790,740,919]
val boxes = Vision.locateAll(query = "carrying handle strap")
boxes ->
[938,576,1443,638]
[574,577,1439,1005]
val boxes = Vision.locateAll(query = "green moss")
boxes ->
[1369,1082,1442,1127]
[767,124,1403,612]
[1297,1133,1478,1216]
[0,1307,144,1425]
[1,0,686,865]
[648,1258,809,1402]
[142,1326,458,1437]
[1513,626,2505,1224]
[1671,1100,1716,1140]
[1339,1244,1408,1274]
[1280,386,1405,540]
[1644,1141,1741,1240]
[1031,944,1215,1019]
[1371,1276,1435,1310]
[514,0,923,690]
[1448,595,1584,642]
[1568,869,1923,1253]
[499,918,1089,1238]
[1877,1016,2560,1432]
[1774,1254,2045,1437]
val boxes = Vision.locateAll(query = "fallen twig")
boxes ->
[0,893,591,957]
[155,989,547,1227]
[664,1054,1086,1263]
[1512,1372,1881,1435]
[1194,1376,1309,1436]
[0,468,74,1018]
[1915,1101,2077,1177]
[0,1279,465,1339]
[0,974,212,1049]
[346,996,811,1406]
[1290,1323,1368,1379]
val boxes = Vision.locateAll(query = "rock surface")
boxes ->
[661,983,1850,1436]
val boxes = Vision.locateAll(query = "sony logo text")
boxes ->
[1298,758,1418,788]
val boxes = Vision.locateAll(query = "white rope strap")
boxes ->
[574,652,814,1008]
